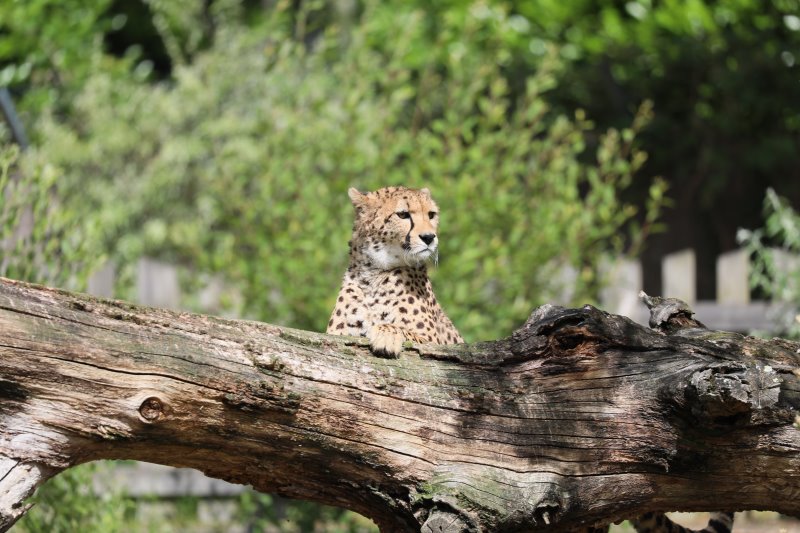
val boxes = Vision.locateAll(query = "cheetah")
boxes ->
[327,186,463,357]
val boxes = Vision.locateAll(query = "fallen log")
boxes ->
[1,277,799,532]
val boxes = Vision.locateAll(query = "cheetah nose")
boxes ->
[420,233,436,245]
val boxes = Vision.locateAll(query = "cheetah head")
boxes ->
[348,186,441,270]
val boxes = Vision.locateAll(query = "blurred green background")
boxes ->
[1,0,799,531]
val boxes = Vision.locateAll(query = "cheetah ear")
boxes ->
[420,187,431,197]
[348,187,369,210]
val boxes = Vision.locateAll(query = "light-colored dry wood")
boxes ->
[0,456,51,531]
[1,278,799,532]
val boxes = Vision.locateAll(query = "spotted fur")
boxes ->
[327,186,463,357]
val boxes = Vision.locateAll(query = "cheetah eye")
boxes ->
[396,211,410,219]
[428,211,437,219]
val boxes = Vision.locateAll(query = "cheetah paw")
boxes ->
[367,325,405,358]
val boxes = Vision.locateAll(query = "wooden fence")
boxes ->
[600,248,796,332]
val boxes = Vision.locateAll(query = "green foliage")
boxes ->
[25,0,665,341]
[0,144,102,287]
[0,0,112,114]
[511,0,800,210]
[16,463,132,533]
[143,0,241,66]
[738,189,800,339]
[237,492,377,532]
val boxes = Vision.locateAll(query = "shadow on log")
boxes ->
[1,277,799,532]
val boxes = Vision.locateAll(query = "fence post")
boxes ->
[600,257,643,319]
[87,262,115,299]
[662,249,696,304]
[716,249,750,304]
[137,258,181,309]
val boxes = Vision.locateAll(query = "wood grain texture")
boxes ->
[1,278,799,532]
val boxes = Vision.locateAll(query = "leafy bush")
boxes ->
[15,463,132,533]
[0,144,101,287]
[0,0,112,115]
[738,189,800,339]
[24,1,665,341]
[237,492,377,532]
[510,0,800,191]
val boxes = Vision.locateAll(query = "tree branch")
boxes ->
[1,277,799,532]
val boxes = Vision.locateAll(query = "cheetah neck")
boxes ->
[348,262,429,293]
[347,244,430,292]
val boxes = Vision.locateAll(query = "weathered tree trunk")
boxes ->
[1,277,799,532]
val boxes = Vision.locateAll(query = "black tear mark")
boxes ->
[403,213,414,250]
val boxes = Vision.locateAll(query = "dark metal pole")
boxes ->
[0,88,29,150]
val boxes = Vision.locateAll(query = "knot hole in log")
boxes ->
[138,396,166,423]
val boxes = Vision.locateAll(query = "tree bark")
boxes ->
[0,277,799,532]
